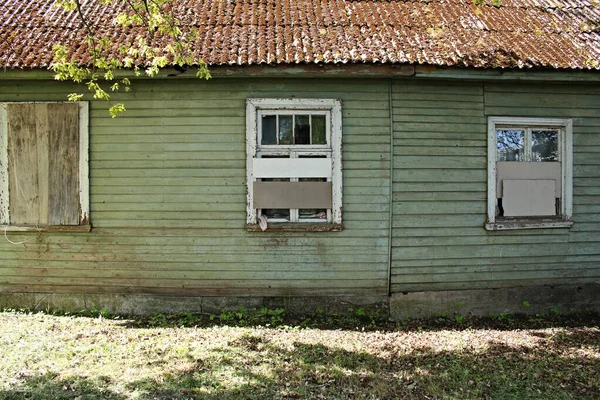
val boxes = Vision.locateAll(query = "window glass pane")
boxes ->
[312,115,326,144]
[261,115,277,145]
[532,130,559,162]
[279,115,293,145]
[262,208,291,220]
[299,209,327,219]
[294,115,310,145]
[497,129,525,161]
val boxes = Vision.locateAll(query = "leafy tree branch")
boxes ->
[51,0,210,117]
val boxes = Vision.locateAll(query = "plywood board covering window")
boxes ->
[0,102,89,228]
[502,179,556,217]
[486,117,572,230]
[253,182,333,209]
[246,99,342,229]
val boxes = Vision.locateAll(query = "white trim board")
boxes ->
[78,101,90,224]
[0,104,8,225]
[253,158,332,179]
[247,98,342,110]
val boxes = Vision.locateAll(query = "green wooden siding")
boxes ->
[1,76,599,299]
[391,80,600,292]
[0,79,390,296]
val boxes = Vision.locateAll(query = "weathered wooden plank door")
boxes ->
[6,103,80,225]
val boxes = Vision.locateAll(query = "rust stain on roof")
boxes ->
[0,0,599,70]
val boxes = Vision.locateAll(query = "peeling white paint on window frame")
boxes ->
[0,104,8,225]
[246,98,343,226]
[0,101,89,228]
[78,101,89,225]
[486,116,573,231]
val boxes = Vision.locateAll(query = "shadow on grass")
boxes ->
[1,373,126,400]
[116,311,600,333]
[528,327,600,351]
[2,334,598,400]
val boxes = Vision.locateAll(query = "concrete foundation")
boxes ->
[0,292,388,317]
[389,284,600,320]
[1,285,599,319]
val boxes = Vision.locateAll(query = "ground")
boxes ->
[0,310,599,399]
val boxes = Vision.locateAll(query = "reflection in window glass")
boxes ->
[261,115,277,145]
[299,209,327,219]
[295,115,310,144]
[262,113,328,146]
[312,115,326,144]
[262,208,291,220]
[532,130,559,162]
[497,130,525,161]
[279,115,293,145]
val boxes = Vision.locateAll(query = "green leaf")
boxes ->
[67,93,84,102]
[108,103,126,118]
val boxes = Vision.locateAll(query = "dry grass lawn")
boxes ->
[0,310,599,399]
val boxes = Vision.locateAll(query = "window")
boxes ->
[487,117,573,230]
[0,102,89,231]
[246,99,342,231]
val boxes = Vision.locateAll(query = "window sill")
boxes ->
[1,225,92,233]
[246,223,344,232]
[485,219,573,231]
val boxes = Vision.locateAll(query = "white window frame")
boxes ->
[0,101,89,230]
[486,116,573,230]
[246,98,342,226]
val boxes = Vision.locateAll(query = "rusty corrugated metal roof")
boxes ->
[1,0,599,70]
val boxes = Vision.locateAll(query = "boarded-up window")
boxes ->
[495,127,561,218]
[0,102,89,227]
[246,99,343,228]
[486,117,573,230]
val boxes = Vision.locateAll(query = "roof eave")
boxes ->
[1,64,599,82]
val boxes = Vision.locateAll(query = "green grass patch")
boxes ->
[1,310,599,399]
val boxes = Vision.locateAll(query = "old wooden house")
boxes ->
[0,0,599,317]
